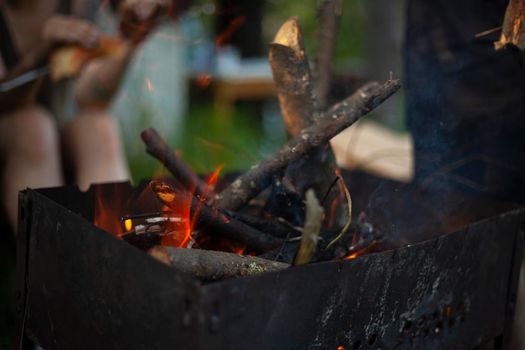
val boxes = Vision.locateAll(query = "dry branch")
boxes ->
[215,79,401,211]
[149,246,289,281]
[294,189,323,265]
[269,17,342,224]
[495,0,525,50]
[315,0,343,108]
[141,128,211,197]
[150,181,282,253]
[270,17,317,136]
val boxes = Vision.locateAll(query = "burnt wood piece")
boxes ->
[220,209,301,239]
[141,128,211,197]
[261,222,375,264]
[149,246,289,281]
[215,79,401,211]
[150,181,282,253]
[269,17,344,227]
[315,0,342,108]
[495,0,525,50]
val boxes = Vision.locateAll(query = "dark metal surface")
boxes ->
[16,184,525,350]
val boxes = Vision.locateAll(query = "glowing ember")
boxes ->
[124,219,133,231]
[345,253,359,260]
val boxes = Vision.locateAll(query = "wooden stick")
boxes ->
[141,128,211,197]
[150,181,282,253]
[269,17,317,136]
[495,0,525,50]
[149,246,289,281]
[294,189,323,265]
[215,79,401,211]
[269,16,342,224]
[315,0,343,108]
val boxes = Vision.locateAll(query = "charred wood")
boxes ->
[141,128,211,198]
[150,181,282,253]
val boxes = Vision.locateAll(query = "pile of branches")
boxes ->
[131,2,400,281]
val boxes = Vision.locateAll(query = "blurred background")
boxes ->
[113,0,410,182]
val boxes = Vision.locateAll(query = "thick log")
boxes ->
[150,181,282,253]
[495,0,525,50]
[141,128,211,197]
[269,17,344,228]
[149,246,289,281]
[269,17,317,136]
[215,79,401,211]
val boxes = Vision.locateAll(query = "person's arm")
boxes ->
[1,15,100,83]
[73,42,133,109]
[73,0,171,108]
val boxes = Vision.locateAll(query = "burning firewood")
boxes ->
[148,246,289,281]
[141,128,211,197]
[495,0,525,50]
[215,79,401,211]
[135,15,399,268]
[149,181,282,253]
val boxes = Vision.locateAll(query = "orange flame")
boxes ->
[167,164,224,249]
[345,253,359,260]
[93,185,125,238]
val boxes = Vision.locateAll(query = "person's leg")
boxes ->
[0,106,64,229]
[62,108,129,191]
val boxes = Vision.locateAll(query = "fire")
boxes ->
[345,253,358,260]
[93,185,126,238]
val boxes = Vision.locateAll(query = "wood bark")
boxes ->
[495,0,525,50]
[141,128,211,197]
[149,246,289,281]
[269,17,346,228]
[315,0,342,108]
[269,17,317,136]
[215,79,401,211]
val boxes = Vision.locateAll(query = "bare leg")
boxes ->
[0,106,63,229]
[62,108,129,191]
